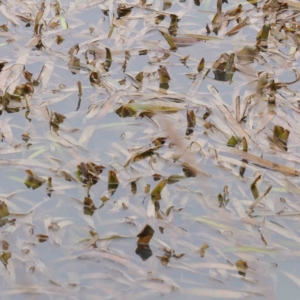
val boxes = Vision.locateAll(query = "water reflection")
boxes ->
[135,244,153,261]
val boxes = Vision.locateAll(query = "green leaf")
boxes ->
[242,137,248,152]
[227,136,238,147]
[166,206,174,216]
[160,31,177,50]
[0,252,11,268]
[0,202,9,218]
[24,170,46,190]
[168,14,179,36]
[108,170,119,193]
[151,179,167,201]
[197,58,205,73]
[84,197,97,216]
[105,47,112,70]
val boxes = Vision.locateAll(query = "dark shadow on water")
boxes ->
[135,244,153,261]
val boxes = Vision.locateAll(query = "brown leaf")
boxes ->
[24,170,46,190]
[84,197,97,216]
[235,260,248,277]
[137,224,155,244]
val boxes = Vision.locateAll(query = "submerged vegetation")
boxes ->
[1,0,300,298]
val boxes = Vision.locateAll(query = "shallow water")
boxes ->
[1,0,300,299]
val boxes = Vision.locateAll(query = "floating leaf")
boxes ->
[152,137,166,148]
[108,170,119,194]
[144,184,150,194]
[226,148,299,176]
[137,224,154,245]
[257,24,270,51]
[237,46,258,62]
[213,53,235,82]
[167,175,185,184]
[117,4,132,18]
[77,162,104,185]
[153,174,162,181]
[182,163,198,178]
[156,14,165,25]
[273,125,290,151]
[225,4,243,17]
[186,110,196,136]
[226,16,251,36]
[105,47,112,71]
[235,260,248,277]
[157,255,170,266]
[1,241,9,250]
[200,243,209,258]
[68,56,80,75]
[168,14,179,36]
[131,181,137,194]
[124,148,155,167]
[227,136,238,147]
[36,234,49,243]
[218,193,224,207]
[0,24,8,32]
[84,197,97,216]
[160,31,177,50]
[50,111,66,132]
[174,253,184,259]
[116,101,136,118]
[14,83,34,97]
[56,35,64,45]
[135,72,144,83]
[47,177,53,197]
[197,58,205,73]
[0,202,9,218]
[247,0,259,6]
[0,252,11,268]
[163,0,172,10]
[24,170,46,190]
[151,179,167,201]
[242,137,248,152]
[158,65,171,93]
[166,206,174,216]
[256,72,269,96]
[136,244,153,261]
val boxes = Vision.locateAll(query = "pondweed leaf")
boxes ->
[151,179,167,201]
[36,234,49,243]
[213,53,235,82]
[197,58,205,73]
[200,243,209,258]
[83,197,97,216]
[117,4,132,18]
[182,163,198,178]
[137,224,154,242]
[108,170,119,195]
[227,136,238,147]
[186,110,196,136]
[0,252,11,268]
[237,46,258,63]
[24,170,46,190]
[160,31,177,50]
[235,260,248,277]
[1,0,300,297]
[0,202,9,218]
[168,14,179,36]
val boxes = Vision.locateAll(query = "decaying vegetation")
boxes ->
[0,0,300,298]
